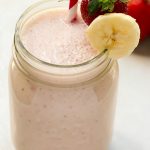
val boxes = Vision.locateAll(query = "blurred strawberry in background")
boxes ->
[128,0,150,41]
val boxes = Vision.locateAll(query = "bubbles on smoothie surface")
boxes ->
[21,9,98,65]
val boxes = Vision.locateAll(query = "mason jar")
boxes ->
[9,1,119,150]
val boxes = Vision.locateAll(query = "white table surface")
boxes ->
[0,0,150,150]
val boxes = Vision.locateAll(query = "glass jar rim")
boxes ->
[14,0,108,70]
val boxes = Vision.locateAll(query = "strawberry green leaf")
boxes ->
[88,0,100,14]
[120,0,128,3]
[88,0,127,14]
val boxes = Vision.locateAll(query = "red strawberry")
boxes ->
[114,1,127,13]
[128,0,150,40]
[80,0,128,25]
[146,0,150,37]
[80,0,102,25]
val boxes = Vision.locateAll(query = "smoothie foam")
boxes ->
[21,8,98,65]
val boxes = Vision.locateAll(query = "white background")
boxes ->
[0,0,150,150]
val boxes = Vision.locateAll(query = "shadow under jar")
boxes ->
[9,1,119,150]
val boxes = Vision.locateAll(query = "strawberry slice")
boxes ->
[80,0,128,25]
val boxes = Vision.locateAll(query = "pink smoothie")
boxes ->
[21,8,98,65]
[10,7,118,150]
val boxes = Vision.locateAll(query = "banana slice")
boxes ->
[86,13,140,59]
